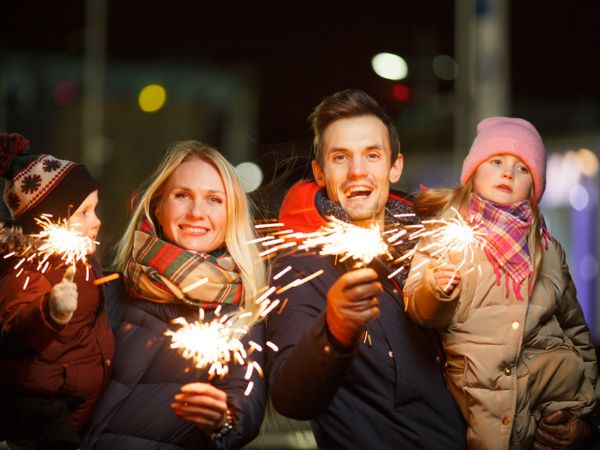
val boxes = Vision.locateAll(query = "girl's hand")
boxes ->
[433,263,461,295]
[171,382,229,434]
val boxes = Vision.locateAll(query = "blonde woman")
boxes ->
[82,141,266,449]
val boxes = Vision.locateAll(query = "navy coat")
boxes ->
[267,249,467,450]
[82,278,266,449]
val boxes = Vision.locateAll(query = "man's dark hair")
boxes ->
[309,89,401,166]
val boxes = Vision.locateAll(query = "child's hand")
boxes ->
[434,263,461,295]
[48,266,78,325]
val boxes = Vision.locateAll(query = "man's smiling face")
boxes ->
[312,115,403,227]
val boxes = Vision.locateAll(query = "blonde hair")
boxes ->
[114,141,266,309]
[415,179,543,282]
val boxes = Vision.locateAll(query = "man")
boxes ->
[266,89,467,449]
[267,89,597,449]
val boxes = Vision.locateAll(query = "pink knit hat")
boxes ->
[461,117,546,202]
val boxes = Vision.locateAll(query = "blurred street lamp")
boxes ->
[371,52,408,80]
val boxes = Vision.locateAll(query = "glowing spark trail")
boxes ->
[408,208,488,290]
[165,314,248,379]
[299,217,390,266]
[32,215,96,267]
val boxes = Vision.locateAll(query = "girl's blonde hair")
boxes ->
[114,141,266,309]
[415,179,543,282]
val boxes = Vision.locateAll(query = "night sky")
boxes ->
[4,1,599,144]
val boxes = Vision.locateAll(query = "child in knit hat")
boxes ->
[0,132,114,449]
[404,117,597,449]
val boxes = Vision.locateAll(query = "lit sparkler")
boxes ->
[408,208,487,289]
[165,306,279,395]
[299,217,391,266]
[32,215,96,267]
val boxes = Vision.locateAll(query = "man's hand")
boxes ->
[533,410,594,450]
[172,383,229,434]
[326,267,383,348]
[48,266,77,325]
[433,263,461,295]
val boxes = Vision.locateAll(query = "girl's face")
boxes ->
[473,155,533,205]
[68,190,101,255]
[154,158,227,253]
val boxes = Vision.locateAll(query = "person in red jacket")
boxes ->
[0,132,114,449]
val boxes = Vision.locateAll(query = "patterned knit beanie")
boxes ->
[0,132,98,232]
[460,117,546,202]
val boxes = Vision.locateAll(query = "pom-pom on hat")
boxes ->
[0,132,98,232]
[460,117,546,202]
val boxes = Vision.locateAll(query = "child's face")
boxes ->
[473,155,533,205]
[68,190,101,255]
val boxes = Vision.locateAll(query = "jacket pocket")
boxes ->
[60,364,79,396]
[445,356,469,420]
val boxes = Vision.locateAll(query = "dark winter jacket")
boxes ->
[0,248,114,445]
[267,181,467,449]
[81,277,266,449]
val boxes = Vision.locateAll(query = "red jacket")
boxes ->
[0,259,115,431]
[279,179,415,233]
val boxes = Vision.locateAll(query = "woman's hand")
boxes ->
[433,263,461,295]
[171,382,229,434]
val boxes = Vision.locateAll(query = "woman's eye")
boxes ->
[174,192,189,200]
[208,196,223,204]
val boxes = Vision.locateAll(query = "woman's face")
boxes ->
[473,154,533,205]
[154,158,227,253]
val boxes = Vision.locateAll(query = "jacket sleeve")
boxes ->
[266,253,356,420]
[0,270,63,355]
[553,240,598,388]
[403,241,461,329]
[210,319,266,449]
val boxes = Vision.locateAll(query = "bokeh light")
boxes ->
[392,84,410,102]
[235,161,263,193]
[138,84,167,113]
[432,55,458,81]
[371,53,408,80]
[576,148,599,177]
[569,184,589,211]
[53,80,77,107]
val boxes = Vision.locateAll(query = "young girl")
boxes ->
[0,132,114,449]
[404,117,597,449]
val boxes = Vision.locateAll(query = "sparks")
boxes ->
[410,208,488,289]
[32,215,96,267]
[165,315,248,378]
[300,217,390,265]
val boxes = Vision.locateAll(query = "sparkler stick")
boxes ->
[93,273,120,286]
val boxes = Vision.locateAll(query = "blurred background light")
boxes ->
[580,254,599,281]
[371,52,408,80]
[392,83,410,102]
[432,54,458,81]
[576,148,599,176]
[235,161,263,193]
[569,184,589,211]
[138,84,167,113]
[53,80,78,107]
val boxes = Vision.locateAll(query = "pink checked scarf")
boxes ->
[124,217,242,308]
[467,194,533,300]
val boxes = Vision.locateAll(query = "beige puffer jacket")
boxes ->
[405,236,597,450]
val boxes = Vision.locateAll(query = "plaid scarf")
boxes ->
[467,194,533,300]
[124,217,242,308]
